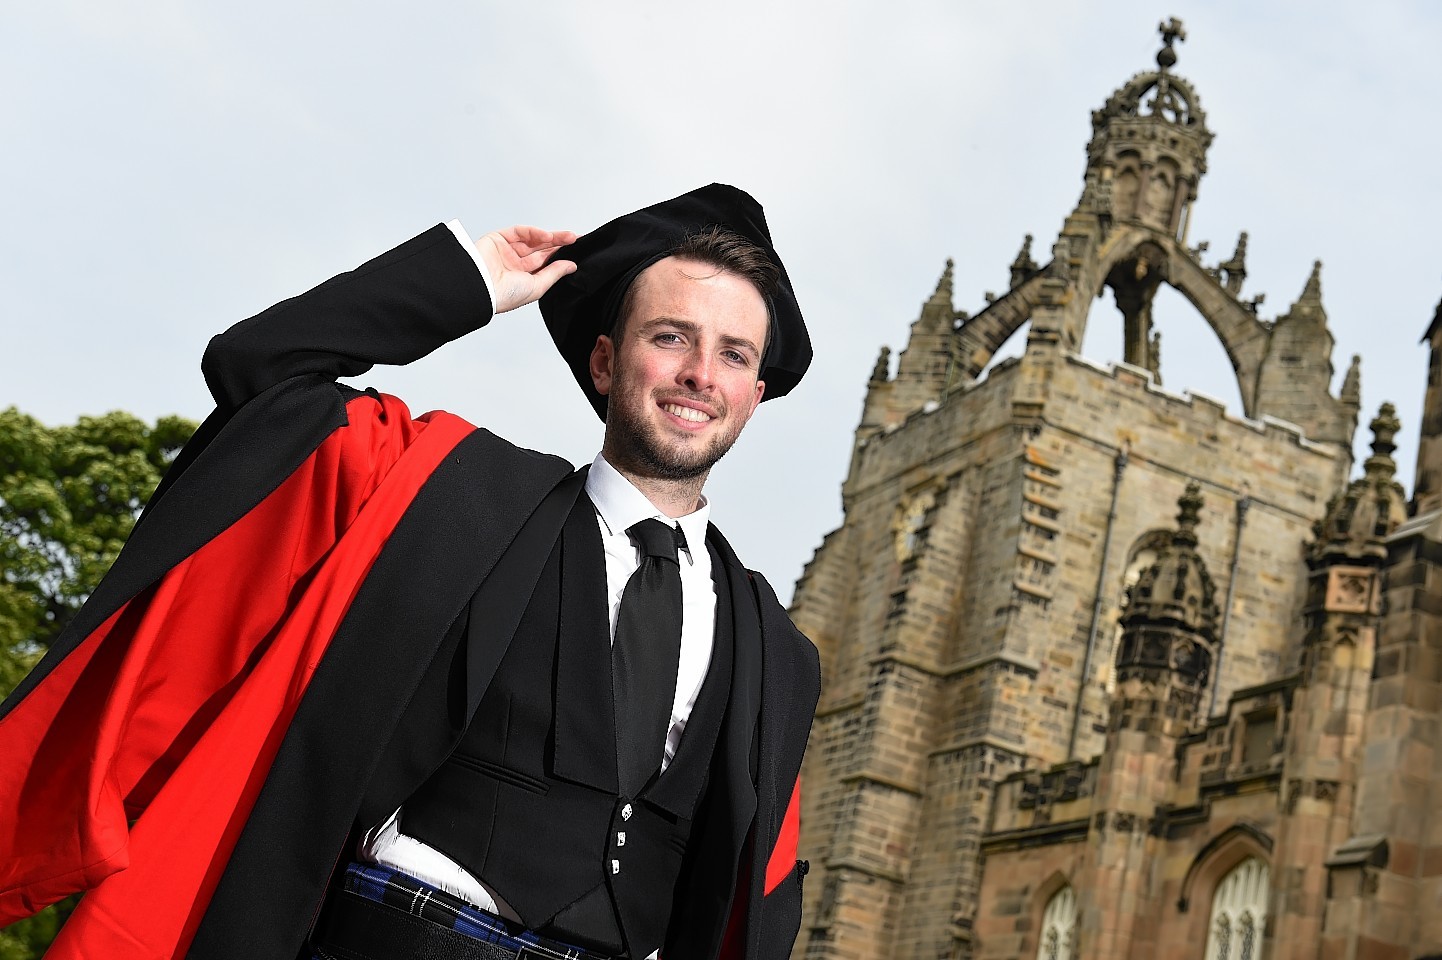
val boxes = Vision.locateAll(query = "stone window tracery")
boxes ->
[1037,886,1077,960]
[1205,858,1269,960]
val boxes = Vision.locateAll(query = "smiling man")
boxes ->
[0,184,819,960]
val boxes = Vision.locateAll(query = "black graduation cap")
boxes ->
[539,183,811,421]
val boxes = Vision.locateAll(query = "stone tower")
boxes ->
[788,21,1361,960]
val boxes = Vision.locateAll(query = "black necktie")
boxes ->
[613,518,686,797]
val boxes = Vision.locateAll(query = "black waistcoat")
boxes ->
[403,497,734,959]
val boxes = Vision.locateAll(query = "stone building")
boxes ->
[788,20,1442,960]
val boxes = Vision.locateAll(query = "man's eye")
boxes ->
[723,350,750,365]
[654,332,683,344]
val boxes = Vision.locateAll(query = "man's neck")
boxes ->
[601,454,708,519]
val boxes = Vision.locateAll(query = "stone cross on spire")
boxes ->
[1157,17,1186,70]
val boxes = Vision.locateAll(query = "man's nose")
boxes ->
[678,349,715,391]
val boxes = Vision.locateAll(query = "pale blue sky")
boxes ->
[4,2,1439,599]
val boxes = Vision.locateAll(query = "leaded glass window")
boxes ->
[1205,858,1269,960]
[1038,886,1078,960]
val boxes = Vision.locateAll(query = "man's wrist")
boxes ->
[445,219,499,317]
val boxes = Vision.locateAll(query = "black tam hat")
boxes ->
[539,183,811,421]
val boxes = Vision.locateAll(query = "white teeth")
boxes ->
[664,403,711,423]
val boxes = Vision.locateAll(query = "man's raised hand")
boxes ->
[474,226,578,315]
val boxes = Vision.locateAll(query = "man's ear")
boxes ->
[748,379,766,417]
[589,335,615,397]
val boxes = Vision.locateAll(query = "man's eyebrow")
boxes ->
[637,316,697,335]
[718,334,762,358]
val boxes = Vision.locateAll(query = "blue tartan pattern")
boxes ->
[311,862,613,960]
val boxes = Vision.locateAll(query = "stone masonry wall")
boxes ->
[794,348,1346,959]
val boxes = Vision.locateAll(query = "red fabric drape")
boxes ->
[0,394,471,959]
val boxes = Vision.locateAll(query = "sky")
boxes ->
[4,2,1440,602]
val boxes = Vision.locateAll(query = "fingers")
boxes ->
[533,258,578,289]
[500,225,578,256]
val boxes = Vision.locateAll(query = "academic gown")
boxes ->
[0,225,820,960]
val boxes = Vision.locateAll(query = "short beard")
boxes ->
[604,391,743,482]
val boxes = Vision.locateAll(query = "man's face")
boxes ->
[589,256,768,482]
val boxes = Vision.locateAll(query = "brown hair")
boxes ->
[612,225,780,340]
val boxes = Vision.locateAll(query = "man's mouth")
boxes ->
[662,403,714,423]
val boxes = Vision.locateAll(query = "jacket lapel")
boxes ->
[552,492,621,791]
[663,527,763,959]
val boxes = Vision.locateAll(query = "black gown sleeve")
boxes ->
[201,224,494,410]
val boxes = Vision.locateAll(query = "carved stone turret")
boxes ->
[1312,404,1407,566]
[1112,482,1219,732]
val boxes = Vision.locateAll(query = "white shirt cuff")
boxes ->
[446,219,499,317]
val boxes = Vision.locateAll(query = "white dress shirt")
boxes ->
[362,225,719,936]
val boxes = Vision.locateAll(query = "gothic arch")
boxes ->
[1034,869,1075,910]
[954,227,1274,416]
[1086,227,1271,415]
[1177,821,1273,914]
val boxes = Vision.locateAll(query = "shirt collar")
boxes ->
[586,453,711,562]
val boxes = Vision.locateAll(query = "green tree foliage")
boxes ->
[0,898,77,960]
[0,407,196,699]
[0,408,196,959]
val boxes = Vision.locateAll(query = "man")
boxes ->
[0,185,819,960]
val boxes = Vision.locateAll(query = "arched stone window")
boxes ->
[1037,886,1078,960]
[1205,858,1269,960]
